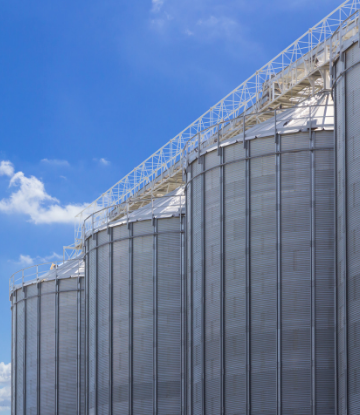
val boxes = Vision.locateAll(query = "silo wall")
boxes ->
[186,120,335,414]
[10,260,85,415]
[334,39,360,414]
[86,194,186,415]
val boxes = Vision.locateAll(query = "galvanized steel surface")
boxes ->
[86,198,185,415]
[334,39,360,415]
[10,260,85,415]
[186,124,335,414]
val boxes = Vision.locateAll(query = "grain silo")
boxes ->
[9,258,85,415]
[332,15,360,414]
[85,188,186,415]
[184,92,335,415]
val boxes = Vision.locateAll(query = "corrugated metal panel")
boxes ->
[11,273,85,415]
[11,294,16,415]
[157,220,182,414]
[40,282,56,415]
[345,43,360,413]
[132,227,154,413]
[223,143,247,414]
[97,230,110,414]
[204,151,221,415]
[133,220,153,236]
[80,279,86,415]
[314,145,335,414]
[281,132,309,151]
[281,139,311,415]
[25,285,37,415]
[335,55,347,415]
[314,130,334,149]
[58,281,77,414]
[192,161,203,415]
[112,236,130,413]
[250,137,277,415]
[16,290,24,415]
[88,237,97,412]
[187,128,335,415]
[87,210,183,414]
[186,166,193,414]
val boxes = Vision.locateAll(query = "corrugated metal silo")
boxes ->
[185,92,335,415]
[334,31,360,415]
[10,258,85,415]
[85,189,186,415]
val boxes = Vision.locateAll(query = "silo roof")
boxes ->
[108,186,185,228]
[10,256,85,294]
[199,92,334,158]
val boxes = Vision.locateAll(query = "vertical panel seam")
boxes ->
[245,139,251,415]
[201,158,206,415]
[276,128,282,415]
[109,228,113,415]
[219,148,225,415]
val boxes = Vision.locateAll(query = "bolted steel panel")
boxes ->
[335,41,360,414]
[11,267,85,415]
[86,196,184,414]
[187,123,335,415]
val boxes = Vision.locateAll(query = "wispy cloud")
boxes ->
[13,252,63,267]
[41,159,70,167]
[0,362,11,413]
[0,161,14,178]
[99,158,110,166]
[18,254,34,266]
[151,0,165,13]
[0,160,87,224]
[93,158,111,166]
[148,0,252,45]
[0,363,10,384]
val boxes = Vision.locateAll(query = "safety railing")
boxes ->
[9,258,84,296]
[82,192,185,241]
[73,1,360,247]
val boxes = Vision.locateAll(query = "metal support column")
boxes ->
[219,142,225,415]
[77,275,81,415]
[108,227,113,415]
[23,286,26,415]
[153,218,158,415]
[201,157,206,415]
[85,244,89,415]
[37,283,41,415]
[13,292,17,415]
[342,59,349,415]
[189,173,194,415]
[55,273,59,415]
[245,134,251,415]
[181,207,187,415]
[128,223,134,415]
[95,233,99,415]
[275,114,282,415]
[310,118,316,415]
[334,84,338,415]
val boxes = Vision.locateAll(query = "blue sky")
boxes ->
[0,0,343,412]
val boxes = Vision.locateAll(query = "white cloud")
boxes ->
[41,159,70,167]
[0,161,14,178]
[0,162,87,224]
[18,255,34,266]
[99,158,111,166]
[14,252,63,267]
[151,0,165,13]
[0,363,11,413]
[0,363,10,384]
